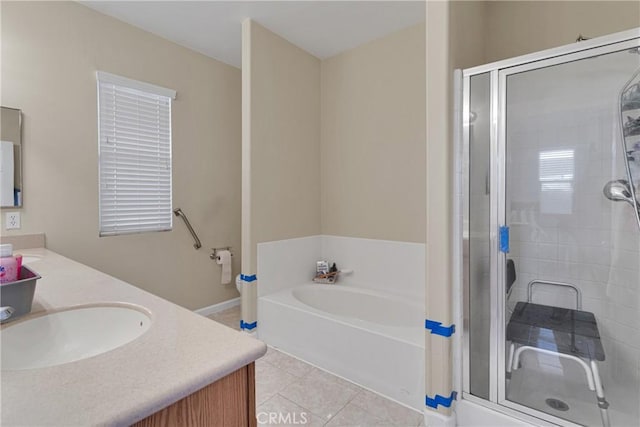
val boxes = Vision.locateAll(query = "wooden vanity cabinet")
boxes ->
[134,363,256,427]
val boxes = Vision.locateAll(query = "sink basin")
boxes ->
[1,305,151,370]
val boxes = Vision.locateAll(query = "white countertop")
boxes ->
[1,248,266,426]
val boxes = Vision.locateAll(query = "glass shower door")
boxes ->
[501,45,640,426]
[466,72,492,401]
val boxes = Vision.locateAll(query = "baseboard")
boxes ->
[194,297,240,317]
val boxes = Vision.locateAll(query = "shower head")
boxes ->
[603,179,638,208]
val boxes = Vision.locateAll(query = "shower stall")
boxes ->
[458,29,640,426]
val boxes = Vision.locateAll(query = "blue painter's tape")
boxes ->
[241,274,257,282]
[425,319,455,337]
[240,320,257,330]
[426,391,457,409]
[499,226,510,253]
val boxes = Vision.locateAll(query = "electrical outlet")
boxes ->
[5,212,21,230]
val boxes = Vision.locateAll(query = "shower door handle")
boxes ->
[499,226,509,253]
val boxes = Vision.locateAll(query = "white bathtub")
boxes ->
[258,283,424,410]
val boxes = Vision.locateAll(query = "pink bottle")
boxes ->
[0,244,19,284]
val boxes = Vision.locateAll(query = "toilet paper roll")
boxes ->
[216,250,232,285]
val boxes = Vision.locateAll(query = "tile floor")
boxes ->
[207,306,424,427]
[507,352,638,427]
[207,305,242,329]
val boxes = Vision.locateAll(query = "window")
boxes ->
[97,71,176,236]
[539,149,575,215]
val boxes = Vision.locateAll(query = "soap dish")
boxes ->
[0,266,41,321]
[313,272,338,284]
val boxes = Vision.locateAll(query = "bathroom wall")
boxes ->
[245,21,424,254]
[240,20,321,328]
[449,1,488,70]
[244,21,427,333]
[485,1,640,63]
[320,23,426,243]
[243,21,427,265]
[242,20,321,276]
[0,1,242,310]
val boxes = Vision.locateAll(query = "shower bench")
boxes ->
[506,280,610,427]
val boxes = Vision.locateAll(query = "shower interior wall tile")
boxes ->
[506,66,640,388]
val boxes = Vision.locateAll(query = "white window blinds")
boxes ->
[97,71,176,236]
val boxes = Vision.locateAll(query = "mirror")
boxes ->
[0,107,22,207]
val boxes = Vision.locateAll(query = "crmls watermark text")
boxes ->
[256,411,309,425]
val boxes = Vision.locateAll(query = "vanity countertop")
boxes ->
[1,248,266,426]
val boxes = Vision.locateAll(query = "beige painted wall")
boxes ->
[450,1,488,70]
[425,1,453,416]
[320,23,426,243]
[0,1,242,310]
[485,1,640,62]
[241,20,321,326]
[244,20,321,275]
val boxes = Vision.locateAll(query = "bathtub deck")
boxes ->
[207,307,424,426]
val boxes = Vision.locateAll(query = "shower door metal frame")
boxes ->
[459,27,640,426]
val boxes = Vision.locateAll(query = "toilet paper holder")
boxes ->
[210,247,233,260]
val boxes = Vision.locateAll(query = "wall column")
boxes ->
[425,0,455,424]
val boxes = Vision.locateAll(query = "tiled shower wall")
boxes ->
[506,65,640,386]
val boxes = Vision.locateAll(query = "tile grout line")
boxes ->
[262,349,349,424]
[255,360,298,407]
[348,389,423,423]
[273,393,329,426]
[319,384,370,426]
[262,347,422,425]
[271,363,363,423]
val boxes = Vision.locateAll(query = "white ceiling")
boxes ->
[81,1,425,68]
